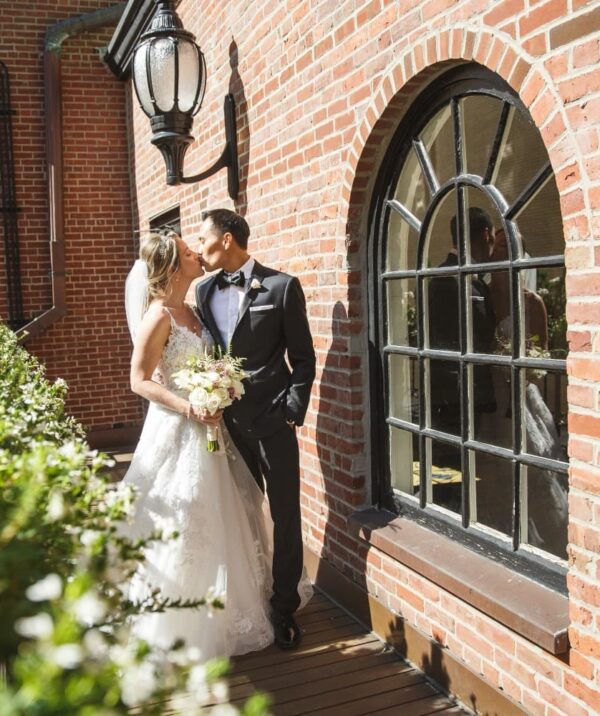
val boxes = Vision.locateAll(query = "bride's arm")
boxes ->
[130,306,189,416]
[130,306,222,426]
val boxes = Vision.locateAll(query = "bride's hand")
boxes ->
[188,405,223,426]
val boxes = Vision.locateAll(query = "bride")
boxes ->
[121,230,283,659]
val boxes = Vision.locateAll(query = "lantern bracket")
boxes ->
[180,94,238,199]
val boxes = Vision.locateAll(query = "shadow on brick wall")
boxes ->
[228,39,249,215]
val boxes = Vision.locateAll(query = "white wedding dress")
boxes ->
[122,310,306,659]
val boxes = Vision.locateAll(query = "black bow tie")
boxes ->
[216,270,245,289]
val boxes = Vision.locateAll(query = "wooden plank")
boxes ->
[247,661,419,710]
[300,613,356,634]
[309,682,438,716]
[296,604,344,625]
[363,695,463,716]
[274,672,427,716]
[228,651,402,701]
[228,637,388,684]
[231,626,369,671]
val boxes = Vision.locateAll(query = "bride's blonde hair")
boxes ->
[139,230,180,306]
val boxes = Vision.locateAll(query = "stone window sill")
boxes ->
[348,508,569,655]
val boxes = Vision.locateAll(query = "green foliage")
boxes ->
[0,326,269,715]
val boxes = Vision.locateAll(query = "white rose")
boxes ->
[250,278,262,290]
[26,573,62,602]
[15,613,53,640]
[205,392,222,415]
[189,387,209,410]
[218,375,232,388]
[205,371,221,386]
[214,387,229,403]
[232,380,245,397]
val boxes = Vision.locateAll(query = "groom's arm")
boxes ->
[283,276,316,427]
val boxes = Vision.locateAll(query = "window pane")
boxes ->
[419,103,455,187]
[386,208,419,271]
[461,94,503,178]
[429,439,462,515]
[426,275,460,350]
[522,464,568,560]
[392,145,430,223]
[512,174,563,258]
[429,358,461,436]
[523,369,568,461]
[423,188,456,269]
[467,272,501,355]
[388,354,419,424]
[464,186,502,265]
[493,106,549,208]
[473,451,513,537]
[386,278,417,346]
[390,426,419,495]
[533,267,567,360]
[474,365,513,450]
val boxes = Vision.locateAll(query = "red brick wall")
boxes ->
[125,1,600,712]
[0,1,142,431]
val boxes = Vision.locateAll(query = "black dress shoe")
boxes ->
[273,614,302,650]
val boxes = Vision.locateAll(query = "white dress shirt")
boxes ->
[210,257,255,347]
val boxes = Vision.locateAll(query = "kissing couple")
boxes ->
[122,208,315,659]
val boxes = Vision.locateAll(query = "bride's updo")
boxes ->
[139,230,180,304]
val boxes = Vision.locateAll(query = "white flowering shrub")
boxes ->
[0,326,269,715]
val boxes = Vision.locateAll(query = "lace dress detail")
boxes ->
[122,310,278,659]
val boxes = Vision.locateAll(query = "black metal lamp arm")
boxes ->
[181,94,239,200]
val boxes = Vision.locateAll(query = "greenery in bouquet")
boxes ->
[0,325,269,716]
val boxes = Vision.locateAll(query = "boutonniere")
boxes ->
[250,278,262,290]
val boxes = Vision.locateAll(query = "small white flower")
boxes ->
[46,490,65,521]
[15,613,53,639]
[212,680,229,703]
[189,387,209,410]
[250,278,262,290]
[53,643,83,669]
[80,530,101,547]
[26,574,62,602]
[73,591,107,626]
[83,629,108,659]
[187,663,209,703]
[58,441,79,460]
[120,662,157,706]
[209,705,239,716]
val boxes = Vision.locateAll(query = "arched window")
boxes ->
[370,65,568,573]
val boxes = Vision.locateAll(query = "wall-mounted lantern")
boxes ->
[131,0,238,198]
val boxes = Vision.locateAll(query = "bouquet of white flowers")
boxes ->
[172,350,247,452]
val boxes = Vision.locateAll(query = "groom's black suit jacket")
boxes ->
[196,261,316,439]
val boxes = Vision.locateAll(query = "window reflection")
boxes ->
[419,103,454,186]
[389,426,419,495]
[388,354,419,424]
[523,465,568,560]
[462,94,503,178]
[386,278,417,346]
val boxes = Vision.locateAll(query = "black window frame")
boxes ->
[368,64,568,592]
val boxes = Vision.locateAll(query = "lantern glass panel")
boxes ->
[150,38,176,113]
[178,41,201,113]
[133,43,154,116]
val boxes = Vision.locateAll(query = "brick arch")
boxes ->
[340,26,587,243]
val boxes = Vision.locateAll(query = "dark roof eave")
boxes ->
[104,0,156,80]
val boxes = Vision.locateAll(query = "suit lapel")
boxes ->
[232,261,267,339]
[197,274,226,350]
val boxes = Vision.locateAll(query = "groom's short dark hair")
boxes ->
[201,208,250,250]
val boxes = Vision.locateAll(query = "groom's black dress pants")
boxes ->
[226,420,303,618]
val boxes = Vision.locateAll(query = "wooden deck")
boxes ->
[227,590,469,716]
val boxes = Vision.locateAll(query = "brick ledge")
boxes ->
[347,508,569,655]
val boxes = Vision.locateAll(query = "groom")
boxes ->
[195,208,316,649]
